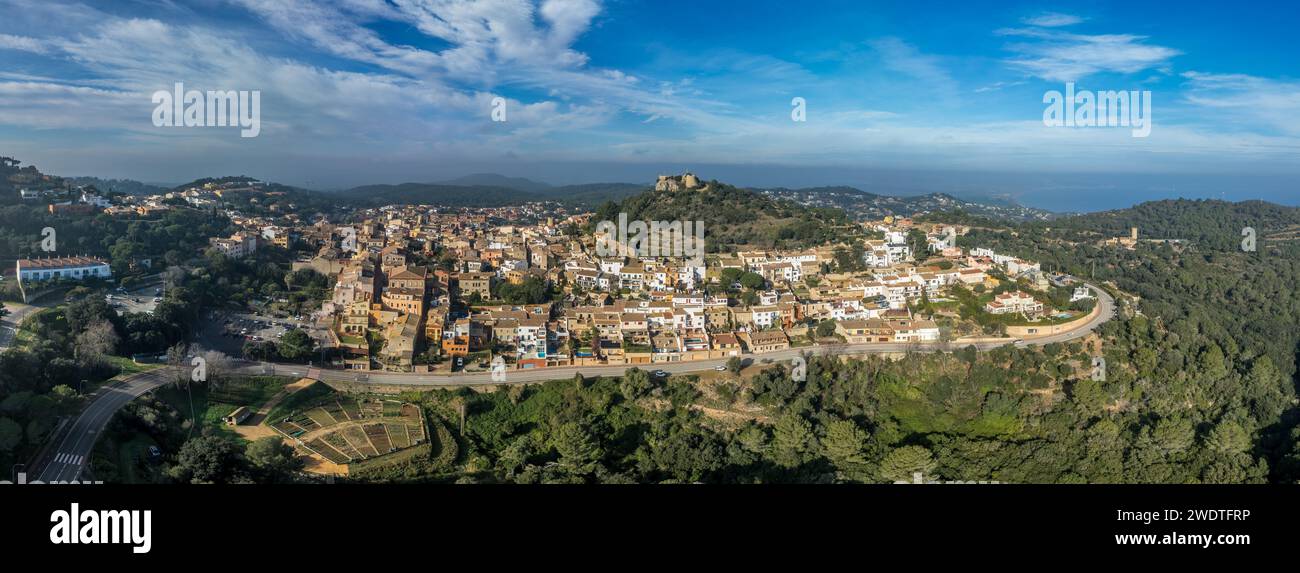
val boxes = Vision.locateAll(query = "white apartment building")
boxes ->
[17,256,112,286]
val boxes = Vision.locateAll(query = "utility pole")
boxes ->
[459,401,466,436]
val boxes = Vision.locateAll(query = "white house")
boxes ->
[17,256,112,286]
[1071,286,1095,302]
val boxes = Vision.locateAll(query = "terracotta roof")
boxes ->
[18,256,109,269]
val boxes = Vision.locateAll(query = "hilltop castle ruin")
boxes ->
[655,172,705,192]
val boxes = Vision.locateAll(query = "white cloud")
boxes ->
[1181,71,1300,136]
[1020,13,1085,27]
[0,33,49,54]
[870,37,956,90]
[997,27,1180,82]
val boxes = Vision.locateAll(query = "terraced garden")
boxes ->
[270,393,427,466]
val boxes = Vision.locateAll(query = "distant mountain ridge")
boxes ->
[332,180,645,208]
[66,176,169,196]
[436,173,553,192]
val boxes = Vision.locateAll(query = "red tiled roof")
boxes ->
[17,256,109,269]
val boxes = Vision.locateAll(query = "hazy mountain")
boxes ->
[66,176,169,196]
[339,182,541,207]
[437,173,553,192]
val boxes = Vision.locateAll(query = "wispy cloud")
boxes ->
[996,27,1180,82]
[0,0,1295,184]
[0,33,49,54]
[870,37,957,91]
[1020,12,1085,27]
[1182,71,1300,136]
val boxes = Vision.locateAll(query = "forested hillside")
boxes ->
[592,181,854,252]
[352,198,1300,484]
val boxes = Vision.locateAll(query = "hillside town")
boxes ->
[10,173,1098,375]
[275,174,1092,374]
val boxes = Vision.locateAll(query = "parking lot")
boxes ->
[105,283,164,315]
[219,312,307,344]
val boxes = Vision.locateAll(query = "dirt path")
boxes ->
[232,377,352,476]
[231,377,316,442]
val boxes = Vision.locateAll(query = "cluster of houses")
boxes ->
[288,194,1066,373]
[10,174,1073,373]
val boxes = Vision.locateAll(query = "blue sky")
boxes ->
[0,0,1297,210]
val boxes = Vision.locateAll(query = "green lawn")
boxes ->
[157,375,294,441]
[264,380,335,423]
[104,355,164,377]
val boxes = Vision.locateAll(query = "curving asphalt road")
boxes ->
[30,368,179,483]
[28,284,1113,481]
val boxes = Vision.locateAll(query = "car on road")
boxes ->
[152,297,162,303]
[714,365,727,371]
[653,370,668,378]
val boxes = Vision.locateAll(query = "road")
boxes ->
[0,302,40,349]
[26,284,1113,480]
[30,368,178,483]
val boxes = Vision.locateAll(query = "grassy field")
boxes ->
[264,380,334,423]
[156,376,294,441]
[103,355,164,377]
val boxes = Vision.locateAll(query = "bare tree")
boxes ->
[198,348,233,388]
[75,319,119,364]
[166,342,190,385]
